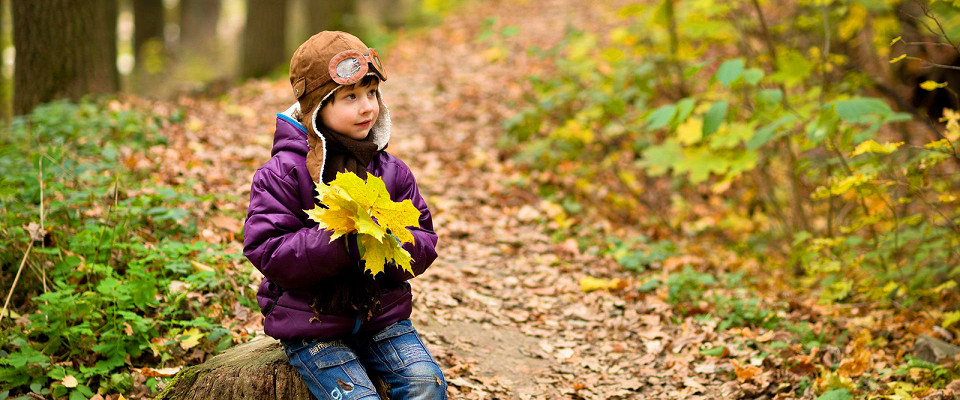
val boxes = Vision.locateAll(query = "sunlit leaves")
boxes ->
[850,140,904,157]
[919,80,948,91]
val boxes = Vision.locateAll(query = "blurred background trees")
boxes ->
[0,0,452,118]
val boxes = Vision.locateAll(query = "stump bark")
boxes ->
[157,337,314,400]
[158,337,392,400]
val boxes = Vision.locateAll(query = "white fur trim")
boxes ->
[370,87,391,150]
[308,102,329,185]
[281,102,299,119]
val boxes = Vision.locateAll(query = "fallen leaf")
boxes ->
[732,360,762,383]
[178,328,204,350]
[62,375,78,388]
[138,366,183,377]
[579,276,625,292]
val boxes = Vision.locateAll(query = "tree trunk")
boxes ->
[179,0,221,55]
[306,1,354,35]
[12,0,119,115]
[158,337,391,400]
[1,2,8,121]
[242,0,287,79]
[133,0,165,67]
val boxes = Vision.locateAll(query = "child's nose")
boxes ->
[360,96,376,114]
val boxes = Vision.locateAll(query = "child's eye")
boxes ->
[368,89,376,96]
[345,94,356,100]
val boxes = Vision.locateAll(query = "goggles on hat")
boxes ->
[328,48,387,85]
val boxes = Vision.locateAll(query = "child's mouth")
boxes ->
[355,121,371,128]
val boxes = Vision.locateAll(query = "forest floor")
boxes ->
[138,0,958,399]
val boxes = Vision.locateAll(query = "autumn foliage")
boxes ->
[304,172,422,277]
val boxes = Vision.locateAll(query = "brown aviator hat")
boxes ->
[289,31,391,185]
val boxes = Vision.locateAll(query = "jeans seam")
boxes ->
[292,350,331,400]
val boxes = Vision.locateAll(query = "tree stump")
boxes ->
[157,337,391,400]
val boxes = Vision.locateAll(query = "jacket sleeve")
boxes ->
[383,162,438,282]
[242,167,352,289]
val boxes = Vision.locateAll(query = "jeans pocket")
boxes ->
[289,343,377,400]
[372,320,437,373]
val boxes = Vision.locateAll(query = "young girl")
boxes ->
[242,31,447,400]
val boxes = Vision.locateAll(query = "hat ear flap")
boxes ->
[306,133,326,186]
[304,102,327,186]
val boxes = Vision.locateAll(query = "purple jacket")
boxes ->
[242,111,438,340]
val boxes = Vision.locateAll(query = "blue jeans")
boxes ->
[282,320,448,400]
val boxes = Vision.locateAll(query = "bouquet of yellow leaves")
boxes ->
[304,172,422,277]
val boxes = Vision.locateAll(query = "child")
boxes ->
[242,31,447,400]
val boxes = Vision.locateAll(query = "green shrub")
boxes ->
[0,100,255,398]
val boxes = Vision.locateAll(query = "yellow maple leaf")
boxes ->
[305,172,422,276]
[328,171,387,210]
[360,235,414,277]
[309,197,358,242]
[371,197,421,244]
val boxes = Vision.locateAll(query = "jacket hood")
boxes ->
[272,104,311,157]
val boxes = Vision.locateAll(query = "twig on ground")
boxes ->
[0,241,34,326]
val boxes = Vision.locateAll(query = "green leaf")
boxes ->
[675,98,697,125]
[703,101,729,137]
[680,147,728,183]
[646,104,677,130]
[500,25,520,37]
[742,68,764,86]
[638,140,684,176]
[715,58,745,87]
[746,115,796,150]
[815,389,851,400]
[833,97,892,123]
[638,279,661,293]
[699,346,727,356]
[756,89,783,108]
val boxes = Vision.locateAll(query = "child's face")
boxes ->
[319,81,380,140]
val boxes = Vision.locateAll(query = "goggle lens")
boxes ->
[336,58,363,80]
